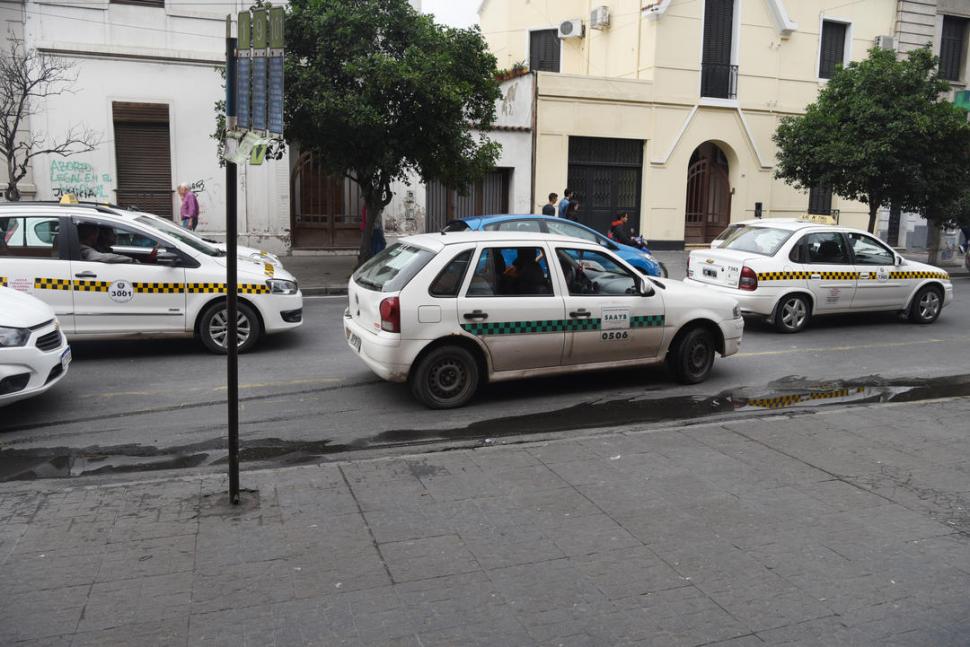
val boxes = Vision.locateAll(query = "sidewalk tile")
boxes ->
[78,571,193,633]
[71,617,189,647]
[380,534,480,582]
[548,513,641,557]
[0,584,87,643]
[96,534,196,582]
[0,548,102,595]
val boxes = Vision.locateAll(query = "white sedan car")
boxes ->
[0,286,70,406]
[344,232,743,408]
[686,220,953,333]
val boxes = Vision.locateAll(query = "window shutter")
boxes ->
[940,16,968,81]
[819,21,847,79]
[113,102,172,217]
[702,0,734,65]
[529,30,560,73]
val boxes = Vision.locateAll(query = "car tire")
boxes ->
[411,345,480,409]
[774,294,810,333]
[908,285,943,324]
[668,327,715,385]
[198,300,261,354]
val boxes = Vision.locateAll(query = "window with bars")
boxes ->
[819,21,848,79]
[529,29,560,73]
[808,184,833,215]
[940,15,968,82]
[111,0,165,7]
[701,0,737,99]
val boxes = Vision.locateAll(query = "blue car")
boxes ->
[446,214,667,277]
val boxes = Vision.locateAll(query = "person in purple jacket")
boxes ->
[177,183,199,230]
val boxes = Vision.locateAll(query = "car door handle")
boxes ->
[463,310,488,321]
[74,271,97,278]
[570,309,591,318]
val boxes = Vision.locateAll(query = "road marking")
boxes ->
[737,336,970,358]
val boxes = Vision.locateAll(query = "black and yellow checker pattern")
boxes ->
[73,280,110,292]
[757,271,811,281]
[264,263,275,277]
[34,277,72,291]
[462,315,665,337]
[746,386,866,409]
[889,270,949,280]
[0,277,6,288]
[186,282,270,295]
[133,282,184,294]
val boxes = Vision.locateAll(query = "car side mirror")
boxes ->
[156,249,182,266]
[638,277,654,297]
[895,255,903,266]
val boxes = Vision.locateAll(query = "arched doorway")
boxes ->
[290,152,364,249]
[685,142,731,244]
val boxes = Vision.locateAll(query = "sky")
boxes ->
[421,0,480,29]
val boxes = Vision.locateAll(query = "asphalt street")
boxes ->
[1,278,969,480]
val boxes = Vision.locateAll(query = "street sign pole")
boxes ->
[225,16,241,505]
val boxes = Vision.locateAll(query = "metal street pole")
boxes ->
[225,17,240,505]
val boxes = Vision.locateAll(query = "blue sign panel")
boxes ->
[236,56,251,130]
[252,56,267,131]
[268,56,284,136]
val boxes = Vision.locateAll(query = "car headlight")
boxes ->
[267,279,298,295]
[0,326,30,347]
[733,305,742,319]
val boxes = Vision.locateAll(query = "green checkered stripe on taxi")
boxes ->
[630,315,665,328]
[461,315,664,336]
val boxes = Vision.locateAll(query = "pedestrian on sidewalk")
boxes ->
[565,198,581,222]
[557,188,574,218]
[542,192,558,216]
[177,183,199,230]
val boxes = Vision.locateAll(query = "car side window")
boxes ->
[0,216,61,259]
[429,250,472,297]
[556,248,638,296]
[545,220,598,243]
[465,247,553,297]
[848,233,894,266]
[76,220,162,264]
[484,220,542,233]
[800,232,850,265]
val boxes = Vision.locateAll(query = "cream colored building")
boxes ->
[479,0,970,247]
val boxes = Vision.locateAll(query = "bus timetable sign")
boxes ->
[234,5,283,139]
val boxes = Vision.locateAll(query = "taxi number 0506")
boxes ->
[601,331,629,341]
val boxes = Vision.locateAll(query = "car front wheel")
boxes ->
[908,285,943,324]
[198,300,261,354]
[411,345,480,409]
[668,327,715,384]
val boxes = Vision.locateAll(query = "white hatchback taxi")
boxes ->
[0,202,302,352]
[685,219,954,333]
[344,232,744,408]
[0,286,70,406]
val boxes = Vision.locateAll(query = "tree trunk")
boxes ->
[357,196,380,268]
[925,220,941,266]
[3,182,21,202]
[887,201,902,247]
[867,202,879,234]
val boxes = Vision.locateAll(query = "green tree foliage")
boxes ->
[773,47,970,234]
[284,0,501,262]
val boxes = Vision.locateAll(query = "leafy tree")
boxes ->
[773,47,957,233]
[0,41,100,201]
[284,0,501,263]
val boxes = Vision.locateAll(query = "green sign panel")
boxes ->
[253,8,268,49]
[270,6,285,49]
[238,10,251,50]
[955,90,970,112]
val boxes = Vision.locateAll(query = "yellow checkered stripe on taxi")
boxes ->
[0,276,6,287]
[758,270,859,281]
[187,282,270,294]
[889,270,949,280]
[34,277,73,291]
[73,279,110,292]
[133,282,184,294]
[746,387,866,409]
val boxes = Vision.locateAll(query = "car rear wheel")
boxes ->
[774,294,810,333]
[668,327,715,384]
[199,300,261,354]
[411,345,480,409]
[908,285,943,324]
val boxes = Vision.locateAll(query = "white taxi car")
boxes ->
[0,202,302,352]
[0,286,70,406]
[344,232,744,408]
[685,220,954,333]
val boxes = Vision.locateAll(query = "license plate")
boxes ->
[349,333,361,353]
[703,267,718,278]
[60,347,72,370]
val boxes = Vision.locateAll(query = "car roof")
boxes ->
[403,230,604,251]
[733,219,872,236]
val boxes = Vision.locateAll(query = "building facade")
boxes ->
[480,0,970,248]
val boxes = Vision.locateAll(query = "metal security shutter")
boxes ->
[940,16,968,81]
[529,30,560,73]
[808,184,833,215]
[819,21,847,79]
[113,102,172,217]
[702,0,733,65]
[424,170,510,232]
[567,137,643,236]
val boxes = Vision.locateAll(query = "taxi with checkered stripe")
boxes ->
[344,231,743,408]
[0,203,302,352]
[685,220,954,333]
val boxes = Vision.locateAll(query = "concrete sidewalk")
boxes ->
[286,249,968,296]
[2,397,969,646]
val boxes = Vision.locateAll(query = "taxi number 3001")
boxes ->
[601,331,630,341]
[109,280,134,303]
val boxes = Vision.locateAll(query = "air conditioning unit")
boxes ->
[558,19,585,39]
[590,6,610,30]
[874,35,895,50]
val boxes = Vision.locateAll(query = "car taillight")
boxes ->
[739,266,758,291]
[379,297,400,333]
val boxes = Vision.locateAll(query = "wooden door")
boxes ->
[685,158,731,244]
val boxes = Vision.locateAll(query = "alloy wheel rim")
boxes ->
[782,299,806,329]
[428,358,467,400]
[209,309,252,348]
[919,292,940,320]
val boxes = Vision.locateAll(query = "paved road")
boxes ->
[1,279,968,479]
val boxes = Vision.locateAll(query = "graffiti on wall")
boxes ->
[50,160,112,200]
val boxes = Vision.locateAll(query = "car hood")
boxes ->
[212,243,283,266]
[0,286,57,328]
[209,256,298,283]
[899,258,950,276]
[660,277,739,313]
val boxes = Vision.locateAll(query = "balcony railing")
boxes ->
[701,63,738,100]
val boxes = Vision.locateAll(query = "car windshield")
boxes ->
[134,215,224,256]
[719,226,794,256]
[353,243,435,292]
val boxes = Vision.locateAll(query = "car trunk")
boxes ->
[348,282,386,336]
[688,249,756,288]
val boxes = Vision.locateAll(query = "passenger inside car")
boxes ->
[78,223,156,264]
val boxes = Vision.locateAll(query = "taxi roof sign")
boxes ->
[798,214,837,225]
[59,193,79,204]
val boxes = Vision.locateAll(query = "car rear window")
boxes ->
[353,243,435,292]
[720,226,794,256]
